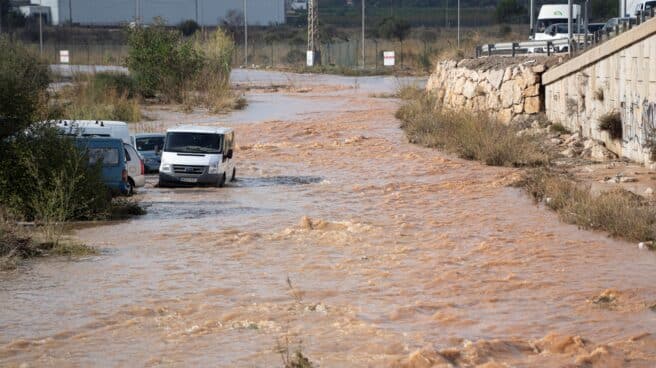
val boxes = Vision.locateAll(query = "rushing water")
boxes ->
[1,71,655,367]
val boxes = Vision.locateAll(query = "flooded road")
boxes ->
[2,70,656,367]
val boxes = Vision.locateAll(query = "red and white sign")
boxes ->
[383,51,395,66]
[59,50,70,64]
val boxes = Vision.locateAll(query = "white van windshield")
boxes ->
[164,132,223,154]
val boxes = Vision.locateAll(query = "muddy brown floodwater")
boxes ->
[2,70,656,367]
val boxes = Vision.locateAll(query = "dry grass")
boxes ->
[1,221,97,270]
[598,111,623,140]
[549,123,571,134]
[520,169,656,242]
[56,73,141,122]
[396,91,549,167]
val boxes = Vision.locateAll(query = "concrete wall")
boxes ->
[543,18,656,164]
[426,59,549,124]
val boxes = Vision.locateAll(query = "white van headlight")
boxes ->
[160,163,172,173]
[208,162,219,174]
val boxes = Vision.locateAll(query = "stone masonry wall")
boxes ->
[426,58,549,124]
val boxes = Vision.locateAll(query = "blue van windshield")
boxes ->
[164,132,222,154]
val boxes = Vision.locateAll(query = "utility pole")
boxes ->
[529,0,534,37]
[308,0,318,57]
[244,0,248,66]
[445,0,448,28]
[457,0,460,48]
[195,0,198,23]
[69,0,72,25]
[361,0,365,68]
[568,0,573,56]
[39,0,43,55]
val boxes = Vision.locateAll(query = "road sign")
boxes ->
[59,50,70,64]
[383,51,395,66]
[306,50,314,67]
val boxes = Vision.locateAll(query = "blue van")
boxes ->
[75,137,130,195]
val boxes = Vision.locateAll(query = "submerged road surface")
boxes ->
[1,71,656,367]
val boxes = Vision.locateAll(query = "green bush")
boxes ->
[0,124,111,223]
[286,49,306,64]
[0,36,50,140]
[127,22,203,100]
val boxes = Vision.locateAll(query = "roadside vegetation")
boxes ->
[0,37,144,269]
[127,21,244,113]
[396,88,656,244]
[54,72,141,122]
[396,88,548,167]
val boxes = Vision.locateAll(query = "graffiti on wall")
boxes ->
[624,100,656,153]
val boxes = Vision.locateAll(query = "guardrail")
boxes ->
[476,7,655,58]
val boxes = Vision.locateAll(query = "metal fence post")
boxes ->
[512,42,517,57]
[547,41,552,56]
[487,43,493,56]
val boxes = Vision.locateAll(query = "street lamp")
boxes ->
[457,0,460,48]
[361,0,365,68]
[244,0,248,66]
[39,0,43,55]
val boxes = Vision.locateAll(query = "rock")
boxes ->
[487,69,504,89]
[523,84,540,97]
[590,143,618,162]
[462,80,476,99]
[524,96,541,114]
[560,147,575,157]
[645,187,653,196]
[453,77,466,94]
[503,67,512,82]
[550,138,562,144]
[497,108,513,123]
[532,64,546,73]
[619,176,638,183]
[513,103,524,114]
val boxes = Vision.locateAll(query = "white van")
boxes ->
[56,120,131,144]
[632,0,656,16]
[158,126,236,187]
[534,4,581,35]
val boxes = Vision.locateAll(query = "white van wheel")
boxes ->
[217,173,226,188]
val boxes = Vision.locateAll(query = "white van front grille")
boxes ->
[172,165,207,175]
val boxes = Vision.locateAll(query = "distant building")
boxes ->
[37,0,286,26]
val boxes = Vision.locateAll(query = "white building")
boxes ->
[38,0,285,26]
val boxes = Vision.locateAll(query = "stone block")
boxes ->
[524,96,541,114]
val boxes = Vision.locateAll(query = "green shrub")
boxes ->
[0,124,111,223]
[127,22,203,101]
[598,111,622,140]
[0,36,50,140]
[286,49,306,64]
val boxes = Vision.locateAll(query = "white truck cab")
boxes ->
[534,4,581,35]
[158,126,236,187]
